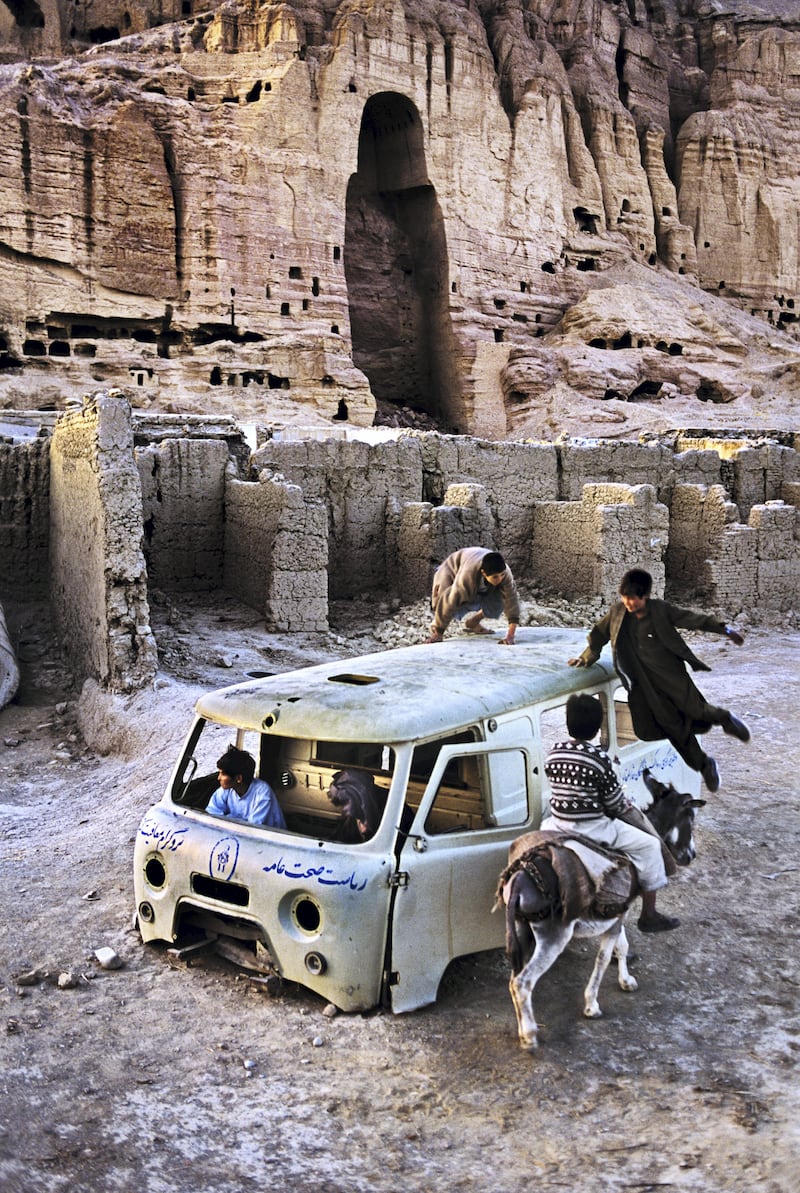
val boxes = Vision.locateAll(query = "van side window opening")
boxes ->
[485,749,529,827]
[313,741,386,770]
[417,744,531,836]
[423,750,487,835]
[612,686,639,745]
[538,693,612,755]
[411,730,477,783]
[171,719,266,809]
[263,736,397,842]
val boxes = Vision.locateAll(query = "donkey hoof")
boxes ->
[519,1036,539,1051]
[583,1003,603,1019]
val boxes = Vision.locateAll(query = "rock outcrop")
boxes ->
[0,0,798,438]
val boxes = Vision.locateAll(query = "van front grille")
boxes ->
[191,873,250,907]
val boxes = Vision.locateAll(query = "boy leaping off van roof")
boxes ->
[568,567,749,793]
[542,693,679,934]
[425,547,521,645]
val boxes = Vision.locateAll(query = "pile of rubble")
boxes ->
[329,587,609,652]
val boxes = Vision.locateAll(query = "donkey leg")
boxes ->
[583,918,632,1019]
[613,924,638,993]
[510,923,575,1050]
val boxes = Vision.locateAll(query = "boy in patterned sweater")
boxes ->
[542,693,679,933]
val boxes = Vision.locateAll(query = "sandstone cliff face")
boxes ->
[0,0,798,438]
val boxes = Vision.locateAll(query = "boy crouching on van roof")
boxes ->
[541,693,679,934]
[425,547,521,645]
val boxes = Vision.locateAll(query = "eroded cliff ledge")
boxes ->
[0,0,798,439]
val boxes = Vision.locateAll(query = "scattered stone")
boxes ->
[3,737,21,748]
[83,890,100,901]
[94,947,123,970]
[57,972,78,989]
[13,967,47,987]
[311,1036,325,1048]
[322,1003,338,1020]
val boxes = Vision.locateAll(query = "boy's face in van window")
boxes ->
[218,769,243,791]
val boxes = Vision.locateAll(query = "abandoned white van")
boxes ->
[133,627,699,1013]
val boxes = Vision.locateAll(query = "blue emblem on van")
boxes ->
[209,836,239,881]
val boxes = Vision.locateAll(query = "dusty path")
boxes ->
[1,598,798,1192]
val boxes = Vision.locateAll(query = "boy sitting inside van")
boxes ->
[206,745,286,829]
[542,694,679,934]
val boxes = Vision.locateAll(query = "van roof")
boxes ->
[194,626,616,744]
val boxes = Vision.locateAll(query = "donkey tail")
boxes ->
[505,870,534,977]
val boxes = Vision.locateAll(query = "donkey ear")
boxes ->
[644,774,668,799]
[689,798,707,808]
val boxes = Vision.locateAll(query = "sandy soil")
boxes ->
[1,593,799,1193]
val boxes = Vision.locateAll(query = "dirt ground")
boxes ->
[1,592,799,1193]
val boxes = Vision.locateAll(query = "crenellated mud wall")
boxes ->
[2,397,799,690]
[137,437,229,593]
[531,483,670,603]
[225,473,329,632]
[48,396,158,691]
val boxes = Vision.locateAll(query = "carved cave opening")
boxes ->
[344,92,464,431]
[3,0,44,26]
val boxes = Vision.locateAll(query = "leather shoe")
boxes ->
[722,713,750,743]
[701,756,720,793]
[637,912,681,934]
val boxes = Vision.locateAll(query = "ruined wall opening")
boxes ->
[344,92,464,431]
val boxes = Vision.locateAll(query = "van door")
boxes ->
[387,741,533,1013]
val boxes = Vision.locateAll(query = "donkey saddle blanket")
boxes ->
[499,829,637,922]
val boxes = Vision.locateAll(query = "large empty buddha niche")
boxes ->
[345,92,464,429]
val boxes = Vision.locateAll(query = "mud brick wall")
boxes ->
[531,500,596,596]
[413,437,559,571]
[675,438,800,517]
[393,483,497,603]
[705,525,759,616]
[136,439,228,592]
[50,396,157,691]
[671,448,726,492]
[532,484,668,601]
[6,405,800,697]
[665,484,739,598]
[731,445,800,522]
[0,437,50,600]
[225,474,328,632]
[746,501,800,613]
[555,442,674,502]
[252,437,425,599]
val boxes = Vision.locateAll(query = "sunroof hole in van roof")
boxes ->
[328,673,380,685]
